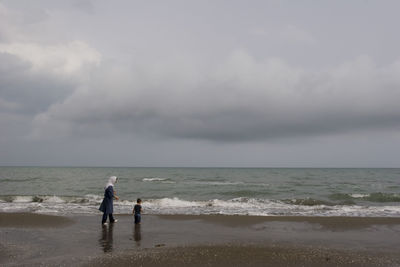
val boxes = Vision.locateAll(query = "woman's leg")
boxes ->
[102,212,107,224]
[109,213,115,223]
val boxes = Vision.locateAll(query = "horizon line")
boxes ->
[0,165,399,169]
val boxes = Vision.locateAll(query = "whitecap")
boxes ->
[193,181,244,186]
[2,196,400,217]
[12,196,33,203]
[42,196,65,203]
[350,193,370,198]
[142,177,168,182]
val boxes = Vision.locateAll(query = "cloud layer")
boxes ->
[26,51,400,142]
[1,1,400,166]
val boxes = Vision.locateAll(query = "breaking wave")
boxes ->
[282,198,336,206]
[330,192,400,203]
[1,195,400,217]
[141,177,175,183]
[142,177,168,182]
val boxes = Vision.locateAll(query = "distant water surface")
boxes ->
[1,167,399,216]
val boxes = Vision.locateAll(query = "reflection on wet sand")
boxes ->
[133,224,142,246]
[99,223,114,253]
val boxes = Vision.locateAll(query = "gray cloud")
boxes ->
[71,0,95,14]
[29,53,400,142]
[1,0,400,166]
[0,53,77,114]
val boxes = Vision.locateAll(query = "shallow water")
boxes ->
[1,167,399,216]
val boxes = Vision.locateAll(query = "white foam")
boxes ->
[83,194,103,203]
[194,181,244,186]
[116,199,137,206]
[350,194,369,198]
[2,196,400,217]
[142,177,168,182]
[85,194,103,200]
[42,196,65,203]
[148,197,204,208]
[13,196,33,203]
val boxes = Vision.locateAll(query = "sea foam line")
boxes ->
[142,177,168,182]
[1,196,400,217]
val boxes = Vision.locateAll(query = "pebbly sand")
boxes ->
[1,213,400,266]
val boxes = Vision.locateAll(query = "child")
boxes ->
[133,198,142,224]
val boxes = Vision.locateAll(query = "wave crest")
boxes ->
[283,198,334,206]
[142,177,169,182]
[330,192,400,203]
[1,195,400,217]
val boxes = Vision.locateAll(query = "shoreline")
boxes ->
[157,214,400,229]
[4,212,400,229]
[1,212,400,266]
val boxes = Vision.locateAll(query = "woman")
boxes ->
[99,176,119,225]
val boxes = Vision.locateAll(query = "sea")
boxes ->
[1,167,399,217]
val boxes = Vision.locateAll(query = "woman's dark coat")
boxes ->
[99,186,114,214]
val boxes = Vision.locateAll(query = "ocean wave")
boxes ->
[35,196,66,203]
[0,194,103,204]
[125,197,400,217]
[12,196,33,203]
[1,195,400,217]
[364,192,400,202]
[220,190,270,198]
[282,198,335,206]
[350,194,369,198]
[0,177,42,183]
[330,192,400,203]
[142,177,169,182]
[193,181,245,186]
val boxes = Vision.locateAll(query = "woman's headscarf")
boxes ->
[105,176,118,189]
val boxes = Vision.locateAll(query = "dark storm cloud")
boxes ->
[0,53,76,114]
[31,53,400,142]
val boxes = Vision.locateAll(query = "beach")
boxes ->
[2,0,400,265]
[1,213,400,266]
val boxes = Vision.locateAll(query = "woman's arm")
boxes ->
[105,187,119,200]
[105,187,113,199]
[113,190,119,200]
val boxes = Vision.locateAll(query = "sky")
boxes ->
[1,0,400,167]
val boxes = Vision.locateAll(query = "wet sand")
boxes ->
[0,213,74,228]
[86,245,399,267]
[1,213,400,266]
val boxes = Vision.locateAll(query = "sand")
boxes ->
[1,213,400,266]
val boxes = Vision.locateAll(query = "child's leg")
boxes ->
[134,214,141,224]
